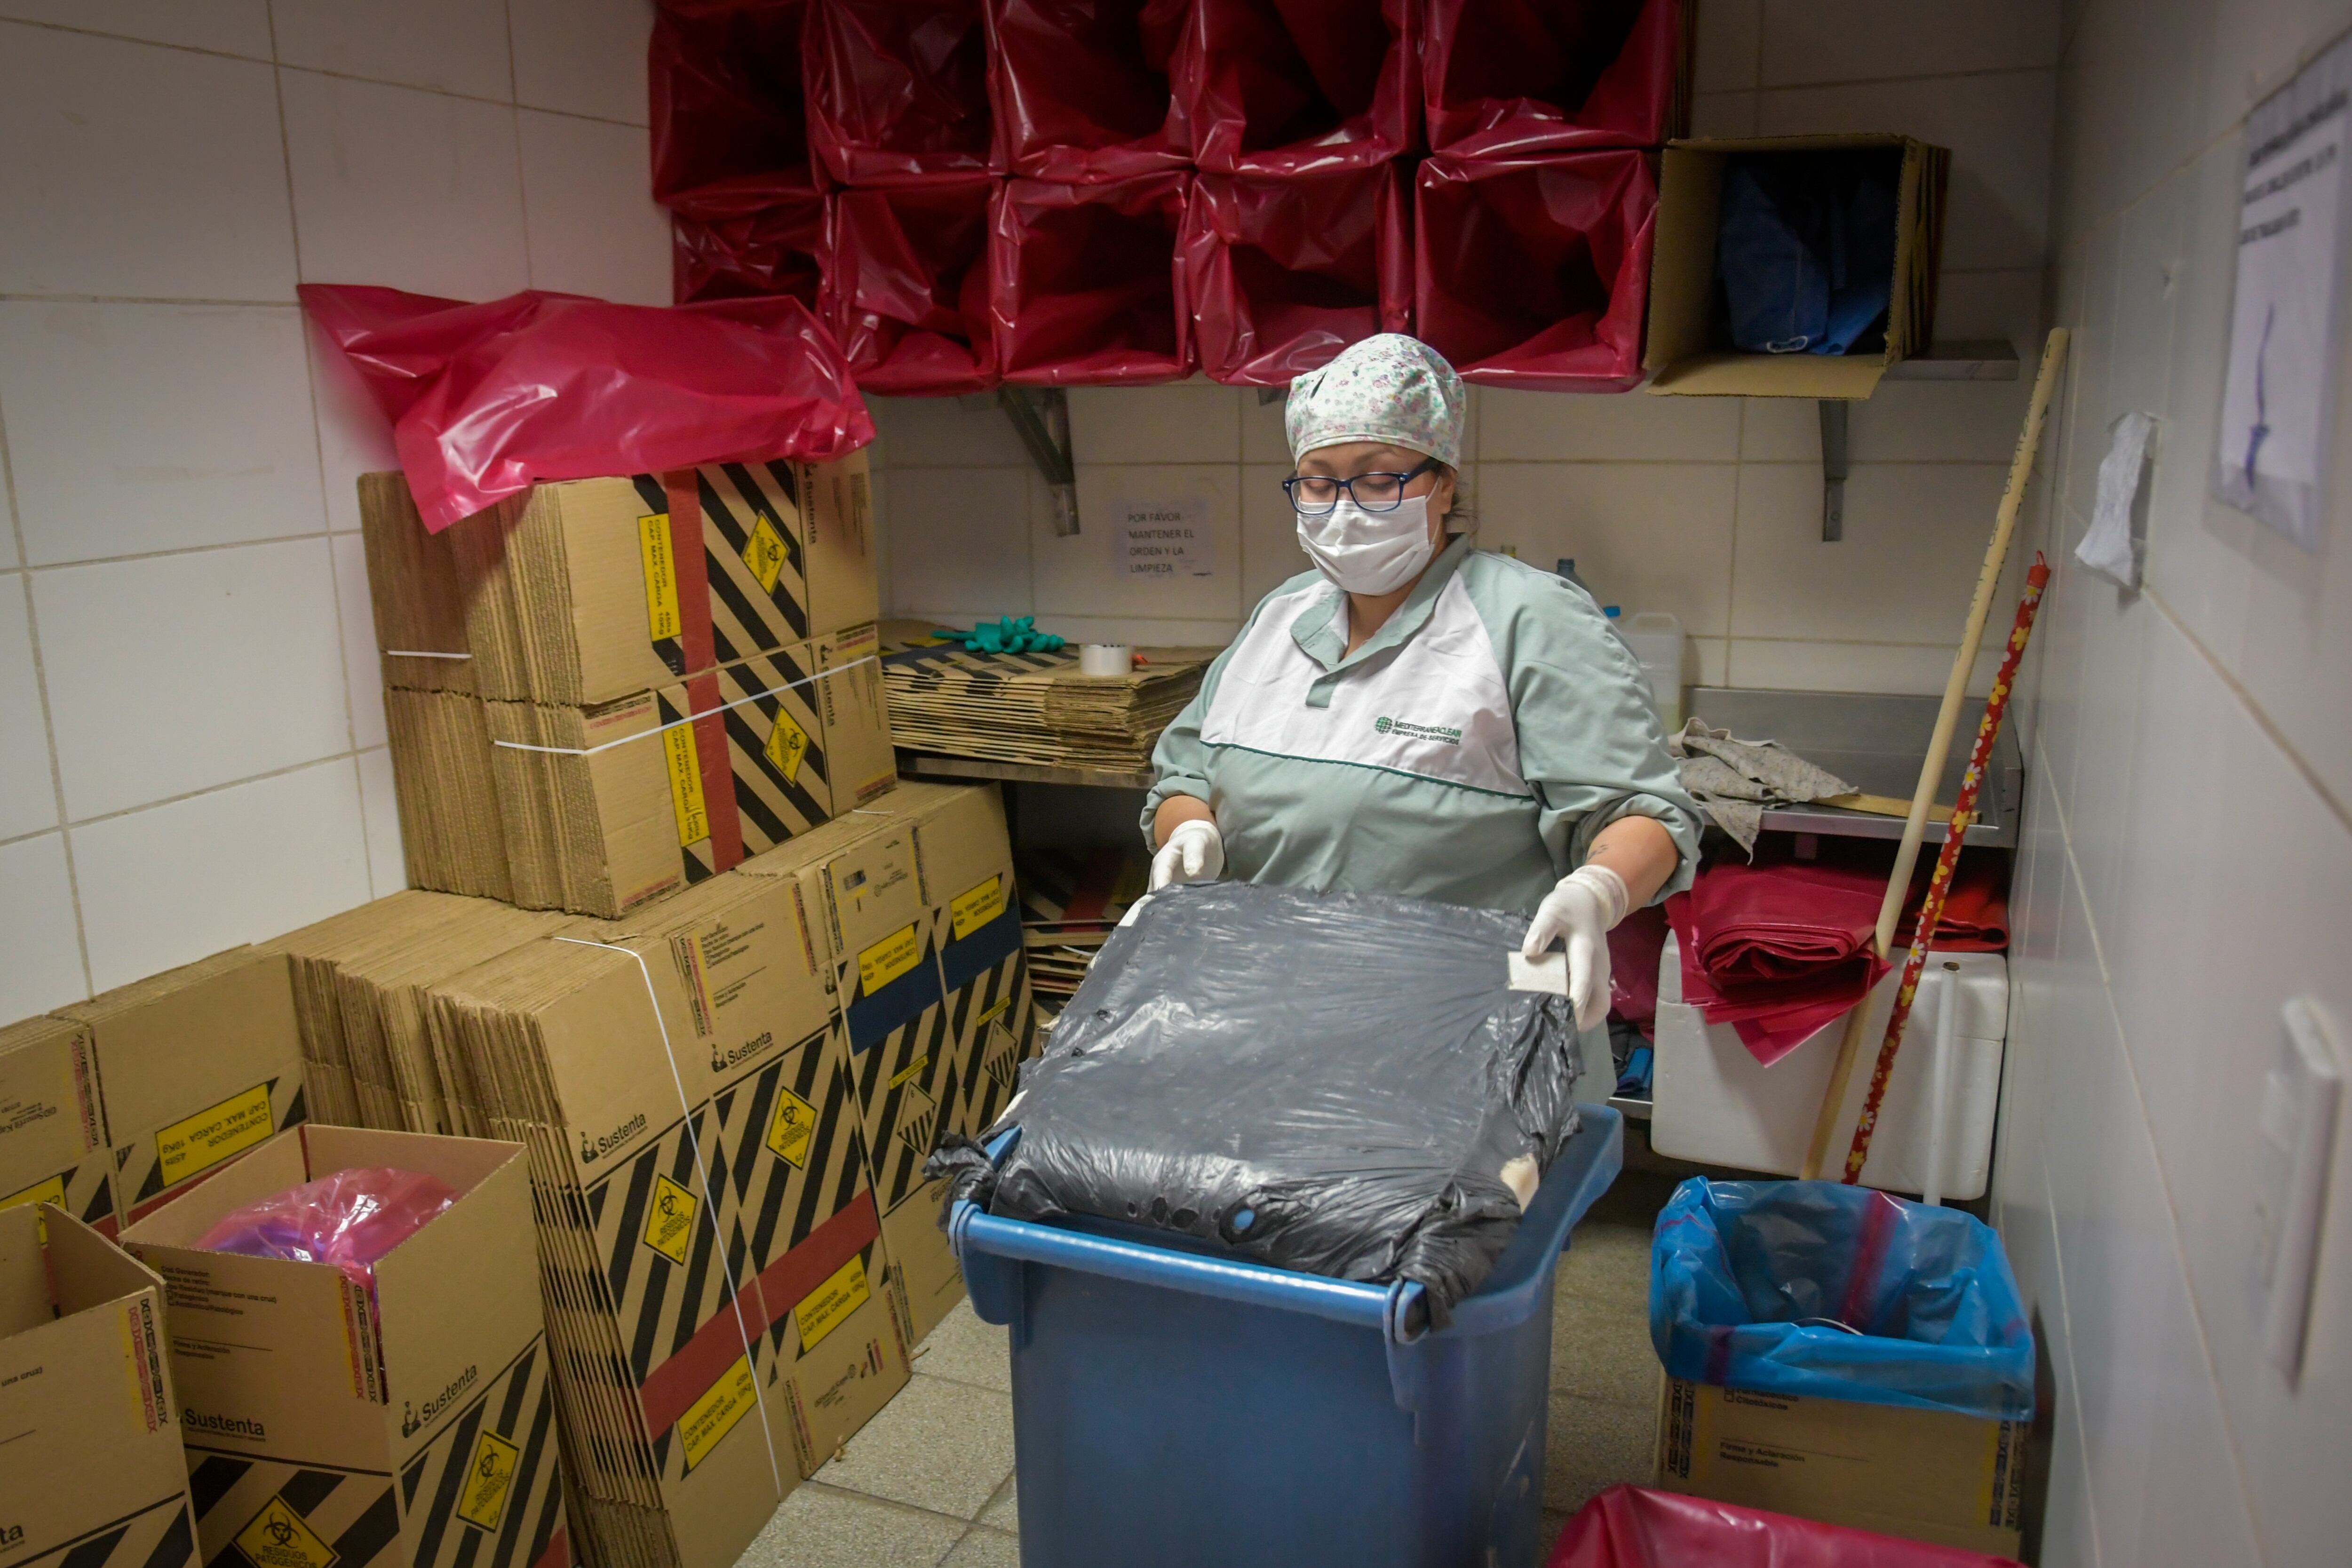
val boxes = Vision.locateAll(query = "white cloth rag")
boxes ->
[2078,412,2155,589]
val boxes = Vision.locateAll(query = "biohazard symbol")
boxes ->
[454,1428,520,1532]
[641,1173,699,1265]
[234,1497,337,1568]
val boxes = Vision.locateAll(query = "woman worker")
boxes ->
[1144,334,1701,1030]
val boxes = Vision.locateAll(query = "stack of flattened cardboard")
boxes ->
[879,623,1212,773]
[123,1125,571,1568]
[0,948,308,1236]
[363,472,515,902]
[365,454,897,918]
[265,892,576,1136]
[739,781,1040,1343]
[425,866,908,1568]
[1013,844,1150,1011]
[1,1204,198,1568]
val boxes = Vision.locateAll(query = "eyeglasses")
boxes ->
[1282,456,1441,517]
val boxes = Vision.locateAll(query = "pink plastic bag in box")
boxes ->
[196,1168,458,1294]
[301,286,874,533]
[1549,1486,2023,1568]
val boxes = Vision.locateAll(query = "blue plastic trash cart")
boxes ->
[949,1106,1625,1568]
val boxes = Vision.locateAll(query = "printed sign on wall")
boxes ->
[1113,494,1216,580]
[2213,32,2352,549]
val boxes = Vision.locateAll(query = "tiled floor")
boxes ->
[739,1170,1677,1568]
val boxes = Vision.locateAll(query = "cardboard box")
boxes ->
[428,868,908,1568]
[0,1204,197,1568]
[1643,135,1950,398]
[811,622,896,812]
[121,1126,568,1568]
[481,630,896,920]
[1654,1376,2026,1556]
[744,784,1038,1341]
[448,453,876,709]
[360,472,476,696]
[44,949,309,1233]
[0,1016,114,1232]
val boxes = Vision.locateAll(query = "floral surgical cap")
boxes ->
[1285,334,1466,469]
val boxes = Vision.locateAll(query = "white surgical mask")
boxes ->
[1295,493,1436,595]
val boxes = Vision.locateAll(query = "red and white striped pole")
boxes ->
[1843,553,2052,1184]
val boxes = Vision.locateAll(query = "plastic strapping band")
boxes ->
[492,656,879,756]
[552,935,787,1500]
[382,650,473,660]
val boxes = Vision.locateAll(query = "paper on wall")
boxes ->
[2212,32,2352,549]
[2079,412,2155,588]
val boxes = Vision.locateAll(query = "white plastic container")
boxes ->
[1616,612,1684,730]
[1648,932,2008,1199]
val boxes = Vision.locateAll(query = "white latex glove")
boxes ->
[1521,865,1630,1031]
[1149,818,1225,891]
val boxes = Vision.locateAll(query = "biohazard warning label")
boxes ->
[454,1428,520,1533]
[766,1088,815,1169]
[235,1496,339,1568]
[641,1174,699,1265]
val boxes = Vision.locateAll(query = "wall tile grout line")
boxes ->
[0,393,95,1000]
[48,748,373,838]
[0,18,650,132]
[1757,62,2061,95]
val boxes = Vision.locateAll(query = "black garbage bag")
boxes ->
[929,881,1582,1325]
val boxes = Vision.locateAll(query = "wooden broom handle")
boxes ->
[1798,328,2070,1180]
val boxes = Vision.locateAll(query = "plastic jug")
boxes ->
[1617,612,1684,730]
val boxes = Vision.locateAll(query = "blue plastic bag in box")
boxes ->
[1717,153,1899,357]
[1650,1178,2034,1420]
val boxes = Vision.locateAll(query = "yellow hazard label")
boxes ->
[236,1496,339,1568]
[976,997,1012,1029]
[893,1083,938,1156]
[742,513,789,595]
[0,1172,64,1215]
[793,1253,870,1353]
[639,513,681,642]
[677,1354,757,1472]
[642,1174,699,1265]
[856,924,922,996]
[886,1055,930,1092]
[155,1082,274,1190]
[663,724,710,849]
[949,875,1006,942]
[764,708,810,783]
[766,1087,816,1169]
[455,1427,521,1532]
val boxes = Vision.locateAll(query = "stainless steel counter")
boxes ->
[1683,686,2022,849]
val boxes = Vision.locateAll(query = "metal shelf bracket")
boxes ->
[1820,398,1851,541]
[998,386,1080,536]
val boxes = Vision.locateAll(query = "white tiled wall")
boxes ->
[1995,3,2352,1564]
[876,4,2064,695]
[0,0,660,1013]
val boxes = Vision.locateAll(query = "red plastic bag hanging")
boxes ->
[986,0,1191,183]
[827,175,1001,393]
[1549,1486,2025,1568]
[302,285,873,532]
[671,183,829,304]
[1178,0,1418,175]
[1414,151,1654,390]
[650,1,815,204]
[991,173,1193,384]
[1183,164,1410,385]
[196,1168,459,1296]
[1423,0,1681,158]
[804,0,1001,186]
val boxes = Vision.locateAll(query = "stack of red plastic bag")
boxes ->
[196,1168,458,1298]
[1183,164,1409,385]
[988,0,1190,183]
[1422,0,1681,159]
[1549,1486,2025,1568]
[651,0,826,305]
[302,285,873,531]
[1179,0,1417,177]
[1663,844,2009,1065]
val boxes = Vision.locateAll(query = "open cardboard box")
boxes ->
[121,1126,568,1568]
[1644,134,1949,398]
[0,1203,197,1568]
[1655,1375,2026,1557]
